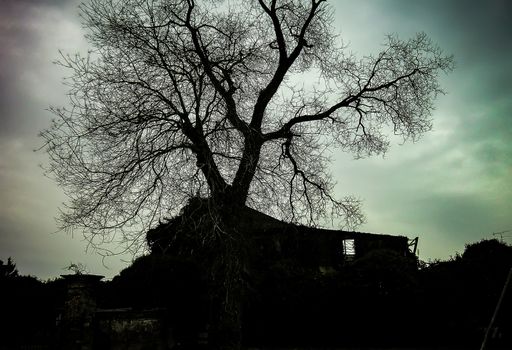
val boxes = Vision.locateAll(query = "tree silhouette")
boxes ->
[40,0,453,348]
[0,257,18,279]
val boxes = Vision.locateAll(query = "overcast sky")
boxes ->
[1,0,511,280]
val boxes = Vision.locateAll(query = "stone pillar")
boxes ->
[59,274,104,350]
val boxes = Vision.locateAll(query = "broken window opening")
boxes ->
[342,239,356,260]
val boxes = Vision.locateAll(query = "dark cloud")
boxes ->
[385,0,512,34]
[384,0,512,63]
[0,0,82,138]
[2,0,77,8]
[0,3,40,137]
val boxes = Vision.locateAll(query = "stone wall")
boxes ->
[95,308,173,350]
[59,275,175,350]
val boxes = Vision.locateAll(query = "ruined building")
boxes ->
[146,198,418,271]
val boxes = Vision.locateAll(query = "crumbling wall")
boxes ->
[96,309,173,350]
[59,274,103,350]
[59,275,174,350]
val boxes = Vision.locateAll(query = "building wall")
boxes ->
[95,309,173,350]
[59,275,175,350]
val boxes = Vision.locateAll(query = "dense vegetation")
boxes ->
[0,259,67,347]
[1,238,511,348]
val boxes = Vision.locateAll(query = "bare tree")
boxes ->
[41,0,453,348]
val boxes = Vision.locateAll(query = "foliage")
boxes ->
[106,254,204,308]
[2,239,511,347]
[243,239,512,347]
[0,260,61,347]
[63,261,90,275]
[0,257,19,279]
[417,239,512,347]
[103,254,207,344]
[350,249,419,295]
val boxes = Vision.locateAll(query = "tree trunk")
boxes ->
[206,203,246,350]
[208,262,243,350]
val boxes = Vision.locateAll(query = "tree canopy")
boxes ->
[41,0,453,253]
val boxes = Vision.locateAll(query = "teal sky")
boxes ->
[0,0,511,279]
